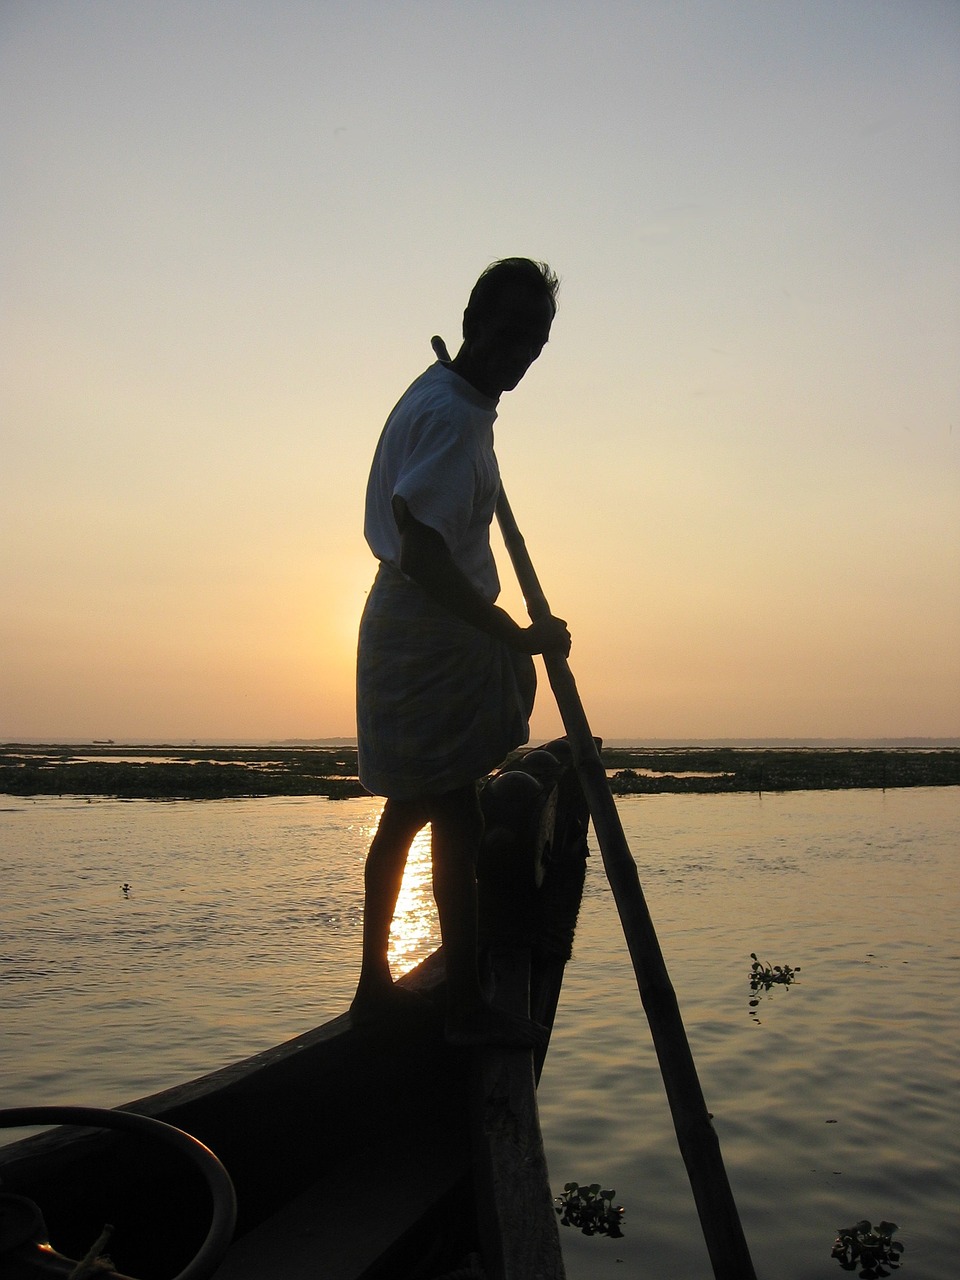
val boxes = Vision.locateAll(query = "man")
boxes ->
[352,258,571,1046]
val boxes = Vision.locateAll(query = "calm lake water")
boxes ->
[2,784,958,1279]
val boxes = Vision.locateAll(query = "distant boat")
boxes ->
[0,742,589,1280]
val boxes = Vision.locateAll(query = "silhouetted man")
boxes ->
[352,258,570,1045]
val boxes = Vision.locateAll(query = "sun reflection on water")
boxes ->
[387,823,440,977]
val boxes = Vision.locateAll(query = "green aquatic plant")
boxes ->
[749,953,800,990]
[748,953,801,1021]
[555,1182,624,1238]
[831,1219,904,1276]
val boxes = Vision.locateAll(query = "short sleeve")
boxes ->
[392,415,477,553]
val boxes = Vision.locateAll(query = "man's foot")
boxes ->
[444,1002,549,1049]
[349,982,431,1027]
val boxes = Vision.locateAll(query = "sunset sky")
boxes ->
[3,1,958,744]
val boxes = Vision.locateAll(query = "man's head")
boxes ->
[463,259,559,341]
[455,258,559,398]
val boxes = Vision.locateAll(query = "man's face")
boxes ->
[468,286,554,396]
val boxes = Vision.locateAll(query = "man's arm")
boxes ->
[394,498,570,657]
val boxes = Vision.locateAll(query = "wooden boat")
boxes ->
[0,742,590,1280]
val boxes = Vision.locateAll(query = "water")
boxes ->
[538,789,960,1279]
[2,787,958,1279]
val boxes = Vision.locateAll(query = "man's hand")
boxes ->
[515,614,571,657]
[395,503,571,657]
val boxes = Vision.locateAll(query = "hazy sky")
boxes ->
[3,1,958,743]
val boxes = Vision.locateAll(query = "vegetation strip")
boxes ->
[0,744,957,800]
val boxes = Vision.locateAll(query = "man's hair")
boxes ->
[462,258,560,340]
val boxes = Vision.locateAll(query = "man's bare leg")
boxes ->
[350,798,426,1022]
[428,785,547,1049]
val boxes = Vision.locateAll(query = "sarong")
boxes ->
[356,562,536,799]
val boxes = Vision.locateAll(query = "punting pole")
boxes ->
[493,484,757,1280]
[429,332,755,1276]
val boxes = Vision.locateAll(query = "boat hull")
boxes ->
[0,745,589,1279]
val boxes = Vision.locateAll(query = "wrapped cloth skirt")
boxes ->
[356,562,536,799]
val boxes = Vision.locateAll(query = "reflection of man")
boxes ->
[352,258,571,1045]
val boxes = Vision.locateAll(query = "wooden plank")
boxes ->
[471,946,566,1280]
[213,1138,468,1280]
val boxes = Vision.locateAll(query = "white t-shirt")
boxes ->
[364,362,502,600]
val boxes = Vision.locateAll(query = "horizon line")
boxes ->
[4,735,959,749]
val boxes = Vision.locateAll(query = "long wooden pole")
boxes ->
[495,485,757,1280]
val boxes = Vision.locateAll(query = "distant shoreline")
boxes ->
[1,742,957,800]
[4,736,958,749]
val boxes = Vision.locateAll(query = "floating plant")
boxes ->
[831,1219,904,1276]
[748,952,800,1020]
[749,953,800,990]
[555,1182,624,1238]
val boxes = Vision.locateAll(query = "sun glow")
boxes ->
[3,7,956,744]
[387,824,440,977]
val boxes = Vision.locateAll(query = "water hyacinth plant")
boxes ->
[749,953,801,991]
[831,1219,904,1277]
[555,1182,624,1238]
[748,952,801,1020]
